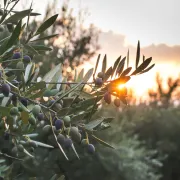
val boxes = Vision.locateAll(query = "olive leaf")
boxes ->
[116,57,126,76]
[136,40,140,69]
[4,20,22,52]
[3,9,32,24]
[93,54,100,79]
[102,54,107,74]
[131,57,152,75]
[35,14,58,36]
[111,56,121,78]
[30,34,59,42]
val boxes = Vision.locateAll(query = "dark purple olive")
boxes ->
[97,72,104,79]
[20,98,28,107]
[104,92,111,104]
[64,138,72,149]
[114,98,120,107]
[23,55,31,63]
[55,119,63,130]
[2,83,11,97]
[49,100,56,106]
[12,52,21,59]
[57,134,65,144]
[37,113,44,121]
[87,144,95,154]
[95,78,103,86]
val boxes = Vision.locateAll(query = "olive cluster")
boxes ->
[1,99,95,159]
[12,52,32,64]
[42,115,95,154]
[104,87,127,107]
[94,71,128,107]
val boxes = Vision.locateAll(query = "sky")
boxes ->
[16,0,180,98]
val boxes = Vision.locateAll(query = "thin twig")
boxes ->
[0,152,23,161]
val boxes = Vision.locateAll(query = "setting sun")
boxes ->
[118,84,126,90]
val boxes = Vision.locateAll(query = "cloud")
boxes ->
[95,31,180,66]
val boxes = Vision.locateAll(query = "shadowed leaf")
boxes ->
[131,57,152,75]
[93,54,100,79]
[77,68,84,82]
[90,134,115,149]
[3,9,31,24]
[111,56,121,78]
[116,57,126,76]
[136,40,140,69]
[120,67,132,77]
[30,34,59,42]
[4,20,22,52]
[35,14,58,35]
[104,67,113,82]
[102,54,107,74]
[140,64,155,74]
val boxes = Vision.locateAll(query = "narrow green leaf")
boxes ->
[24,63,35,83]
[131,57,152,75]
[26,2,33,32]
[83,68,94,83]
[1,97,10,107]
[93,54,100,79]
[29,88,46,99]
[108,76,131,87]
[0,159,5,163]
[111,56,121,78]
[136,41,140,69]
[104,67,113,82]
[30,45,52,51]
[26,81,46,96]
[90,134,115,149]
[31,140,54,148]
[4,0,7,7]
[35,14,58,35]
[3,9,31,24]
[23,44,39,55]
[85,118,104,131]
[120,67,132,77]
[102,54,107,74]
[48,64,62,90]
[11,11,41,16]
[0,36,10,45]
[74,90,93,99]
[4,20,22,52]
[77,68,84,82]
[140,64,155,74]
[29,12,41,16]
[143,55,145,62]
[42,63,62,89]
[51,81,84,107]
[127,49,129,68]
[116,57,126,76]
[30,34,59,42]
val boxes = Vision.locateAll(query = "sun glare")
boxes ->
[118,84,126,90]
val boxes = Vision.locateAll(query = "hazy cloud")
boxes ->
[96,31,180,66]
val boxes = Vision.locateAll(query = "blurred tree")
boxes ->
[148,73,180,108]
[25,0,100,76]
